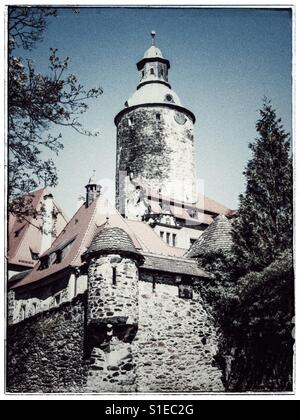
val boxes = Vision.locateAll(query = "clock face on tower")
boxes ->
[174,111,187,125]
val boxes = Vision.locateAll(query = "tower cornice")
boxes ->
[114,102,196,126]
[136,56,170,71]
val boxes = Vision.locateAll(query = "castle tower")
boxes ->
[82,226,144,392]
[115,32,197,220]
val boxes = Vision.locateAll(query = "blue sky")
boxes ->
[17,7,292,218]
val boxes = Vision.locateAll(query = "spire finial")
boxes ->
[151,30,156,46]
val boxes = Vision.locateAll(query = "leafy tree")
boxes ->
[8,7,103,220]
[214,250,294,391]
[231,99,293,273]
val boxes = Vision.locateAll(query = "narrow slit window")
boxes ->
[172,234,177,247]
[166,232,170,245]
[112,267,117,285]
[156,113,160,121]
[152,276,156,292]
[21,305,26,320]
[128,117,134,126]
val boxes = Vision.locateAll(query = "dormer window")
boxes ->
[39,256,49,270]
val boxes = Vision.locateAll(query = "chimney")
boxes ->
[85,171,101,207]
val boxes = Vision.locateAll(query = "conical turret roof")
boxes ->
[186,214,233,258]
[83,226,143,262]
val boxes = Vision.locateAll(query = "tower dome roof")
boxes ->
[127,83,181,107]
[83,226,143,262]
[143,45,163,59]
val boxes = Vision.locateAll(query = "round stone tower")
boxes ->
[115,32,197,220]
[82,226,144,392]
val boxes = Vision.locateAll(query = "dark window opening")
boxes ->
[172,234,177,247]
[166,232,170,245]
[55,294,61,306]
[160,69,164,76]
[165,94,174,103]
[160,231,164,239]
[142,70,145,77]
[39,256,49,270]
[178,284,193,299]
[152,276,156,292]
[112,267,117,285]
[190,238,197,247]
[30,249,39,261]
[156,113,160,120]
[150,68,154,75]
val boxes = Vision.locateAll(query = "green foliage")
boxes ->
[8,7,103,219]
[196,249,238,315]
[231,98,293,273]
[214,250,294,391]
[197,100,294,391]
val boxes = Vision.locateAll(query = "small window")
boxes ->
[128,117,134,126]
[32,302,37,315]
[165,94,174,103]
[178,284,193,299]
[30,248,39,260]
[142,70,145,77]
[166,232,170,245]
[190,238,197,247]
[112,267,117,285]
[160,231,164,239]
[152,276,156,292]
[54,294,61,306]
[160,69,164,77]
[172,234,177,247]
[150,68,154,75]
[156,113,160,121]
[39,256,49,270]
[21,305,26,320]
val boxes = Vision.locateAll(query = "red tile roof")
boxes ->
[12,196,143,289]
[144,190,232,224]
[8,188,68,269]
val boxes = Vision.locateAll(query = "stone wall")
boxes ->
[134,281,224,392]
[7,294,87,393]
[7,273,223,393]
[116,106,197,218]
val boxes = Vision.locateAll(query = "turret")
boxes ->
[82,225,144,392]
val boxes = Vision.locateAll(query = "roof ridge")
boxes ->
[142,251,199,263]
